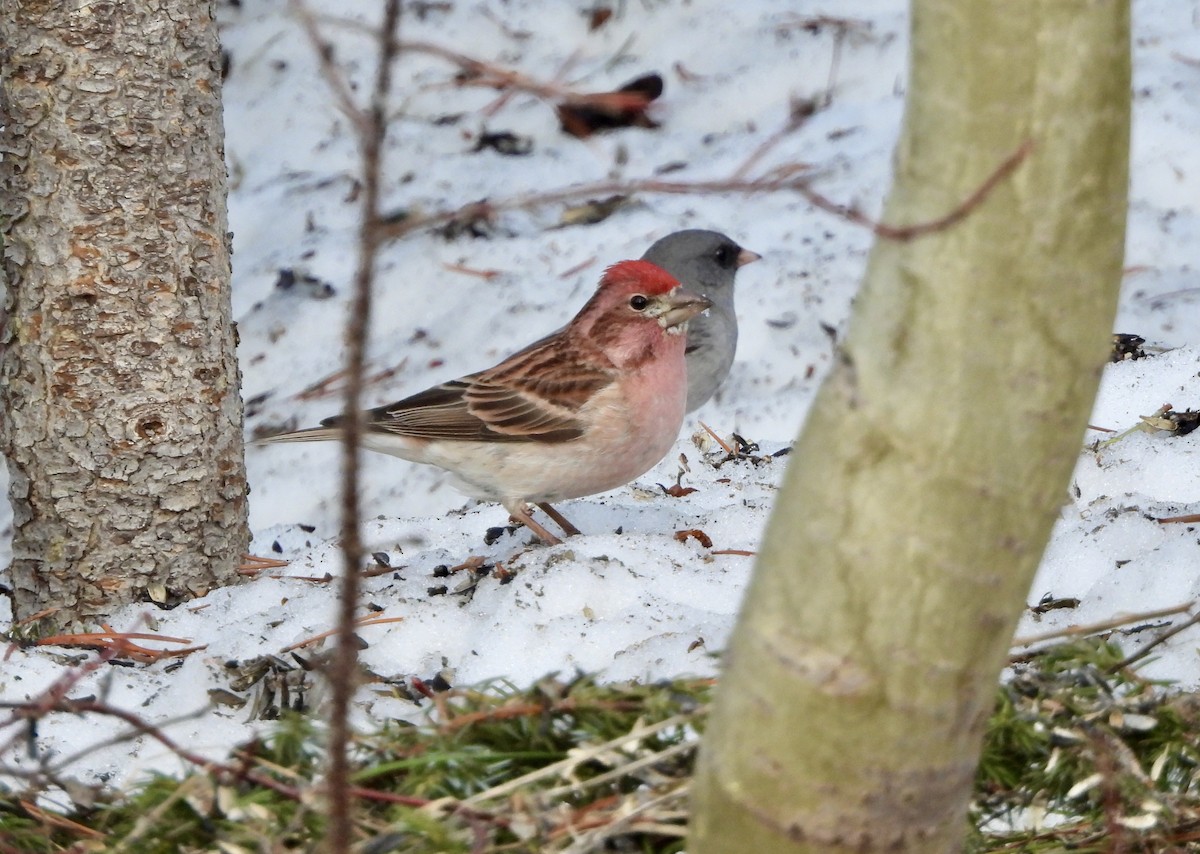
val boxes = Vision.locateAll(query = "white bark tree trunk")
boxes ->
[0,0,248,631]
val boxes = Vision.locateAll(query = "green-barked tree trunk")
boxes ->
[0,1,249,632]
[690,1,1130,851]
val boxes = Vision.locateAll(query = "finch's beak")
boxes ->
[655,288,713,330]
[737,248,762,267]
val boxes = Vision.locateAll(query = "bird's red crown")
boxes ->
[600,259,680,296]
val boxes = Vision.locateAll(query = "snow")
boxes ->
[2,0,1199,795]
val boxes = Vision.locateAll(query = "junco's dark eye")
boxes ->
[629,294,650,311]
[713,244,737,268]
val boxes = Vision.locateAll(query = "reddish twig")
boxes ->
[280,614,406,652]
[293,360,408,402]
[17,799,106,840]
[697,421,734,455]
[442,261,502,280]
[9,606,62,628]
[34,624,204,663]
[436,695,646,735]
[239,553,291,576]
[558,256,597,279]
[1157,513,1200,525]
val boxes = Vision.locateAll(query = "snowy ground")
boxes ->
[2,0,1199,794]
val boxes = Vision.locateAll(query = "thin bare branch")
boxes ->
[1107,610,1200,673]
[289,25,1028,247]
[0,647,115,756]
[379,140,1031,245]
[1010,601,1194,649]
[401,38,570,101]
[873,139,1035,239]
[290,1,371,137]
[4,697,277,787]
[281,615,405,653]
[319,0,403,850]
[731,98,819,181]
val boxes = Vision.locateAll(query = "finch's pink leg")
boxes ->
[507,504,563,545]
[536,502,583,537]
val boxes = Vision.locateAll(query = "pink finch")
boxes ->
[640,230,761,412]
[260,260,711,544]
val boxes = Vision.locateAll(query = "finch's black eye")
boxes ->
[713,243,738,268]
[629,294,650,311]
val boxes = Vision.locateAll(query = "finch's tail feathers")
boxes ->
[255,426,342,445]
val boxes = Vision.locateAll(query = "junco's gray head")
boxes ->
[641,230,760,411]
